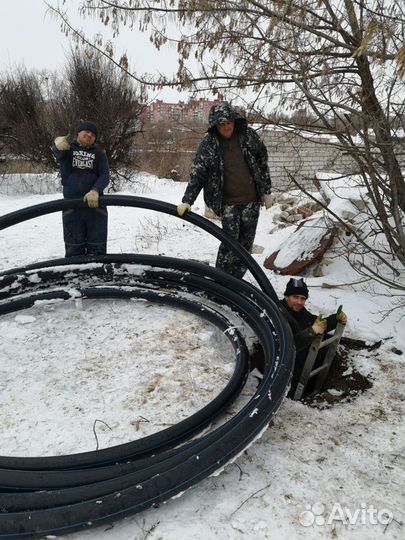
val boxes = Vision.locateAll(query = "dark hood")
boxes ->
[207,103,247,133]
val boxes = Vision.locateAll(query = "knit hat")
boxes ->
[284,278,309,298]
[77,121,98,140]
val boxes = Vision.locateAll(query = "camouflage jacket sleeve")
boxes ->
[250,129,272,194]
[182,135,212,205]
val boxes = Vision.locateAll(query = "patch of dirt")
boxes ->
[249,337,375,408]
[304,338,374,408]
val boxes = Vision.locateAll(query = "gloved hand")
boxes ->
[311,316,327,335]
[336,311,348,325]
[83,190,99,208]
[54,135,70,151]
[263,194,273,209]
[177,203,191,216]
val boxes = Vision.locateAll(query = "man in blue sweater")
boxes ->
[52,121,110,257]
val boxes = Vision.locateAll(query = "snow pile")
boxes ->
[273,215,327,267]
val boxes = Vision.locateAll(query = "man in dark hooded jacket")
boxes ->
[52,121,110,257]
[177,103,272,278]
[279,278,348,398]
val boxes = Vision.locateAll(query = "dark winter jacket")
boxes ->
[182,104,271,216]
[280,298,338,352]
[52,140,110,199]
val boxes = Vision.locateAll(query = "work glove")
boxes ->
[54,135,70,151]
[311,316,327,335]
[83,190,100,209]
[177,203,191,216]
[263,194,273,209]
[336,310,348,325]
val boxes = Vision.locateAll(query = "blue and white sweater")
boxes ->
[52,140,110,199]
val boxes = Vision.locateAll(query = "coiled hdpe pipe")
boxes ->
[0,196,294,538]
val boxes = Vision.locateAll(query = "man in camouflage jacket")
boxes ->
[177,103,272,278]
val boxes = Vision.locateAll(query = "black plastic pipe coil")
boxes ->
[0,196,294,538]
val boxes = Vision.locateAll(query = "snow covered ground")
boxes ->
[0,172,404,539]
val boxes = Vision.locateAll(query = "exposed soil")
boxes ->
[250,336,375,408]
[303,337,374,407]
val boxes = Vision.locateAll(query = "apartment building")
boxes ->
[147,98,219,123]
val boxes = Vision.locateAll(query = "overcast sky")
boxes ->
[0,0,194,102]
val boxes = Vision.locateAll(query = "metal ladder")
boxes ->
[293,322,345,400]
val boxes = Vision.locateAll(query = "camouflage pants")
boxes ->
[215,202,260,279]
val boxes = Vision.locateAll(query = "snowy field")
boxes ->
[0,172,404,540]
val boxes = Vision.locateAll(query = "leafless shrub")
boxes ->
[0,68,55,169]
[0,50,145,188]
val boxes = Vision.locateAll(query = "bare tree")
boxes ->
[0,68,56,168]
[48,50,145,187]
[0,50,144,186]
[48,1,405,292]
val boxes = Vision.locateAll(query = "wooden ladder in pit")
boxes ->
[293,322,345,400]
